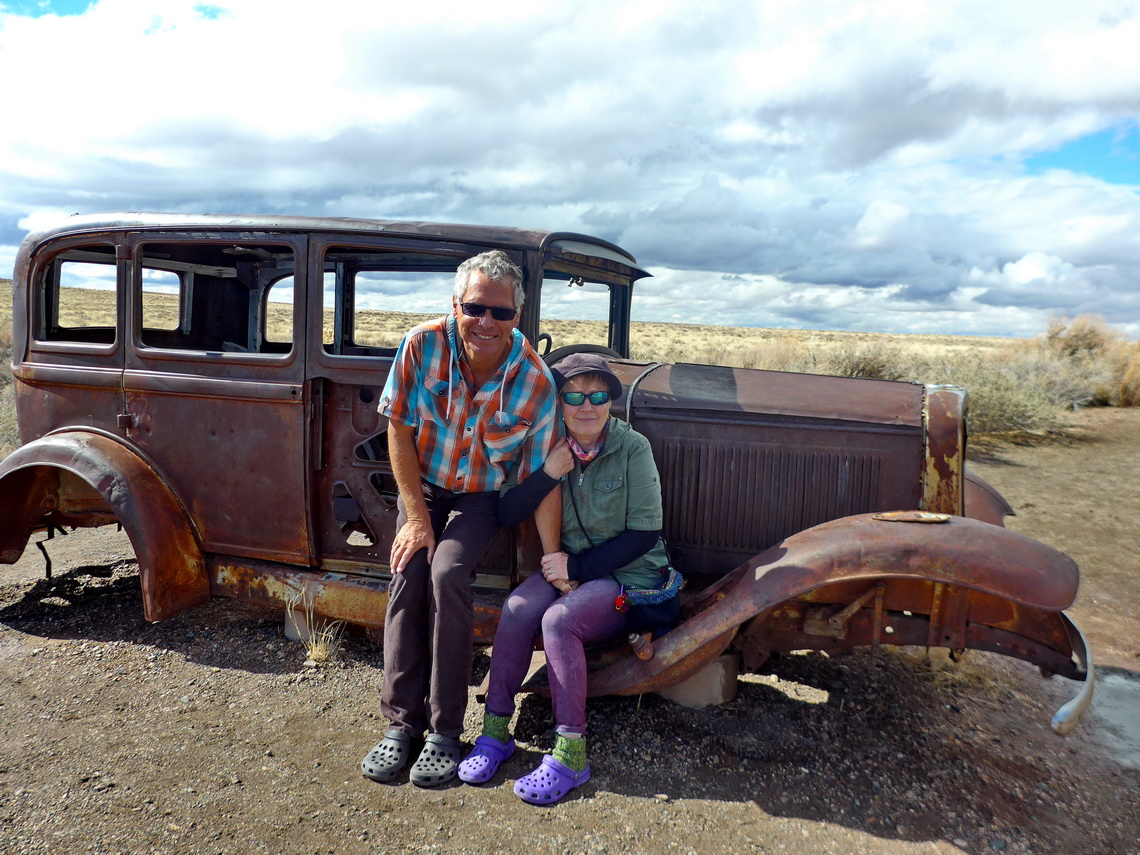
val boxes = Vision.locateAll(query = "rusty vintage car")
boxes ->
[1,213,1093,734]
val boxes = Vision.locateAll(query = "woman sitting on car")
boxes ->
[457,353,682,805]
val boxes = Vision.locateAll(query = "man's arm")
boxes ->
[388,419,435,572]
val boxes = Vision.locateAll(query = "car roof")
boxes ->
[21,212,645,271]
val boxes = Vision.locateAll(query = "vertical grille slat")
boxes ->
[662,438,885,556]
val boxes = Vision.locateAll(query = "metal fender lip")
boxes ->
[741,512,1079,612]
[0,429,208,622]
[586,512,1079,697]
[964,466,1016,527]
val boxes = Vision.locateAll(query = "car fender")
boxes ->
[587,512,1078,696]
[0,429,209,622]
[963,466,1015,526]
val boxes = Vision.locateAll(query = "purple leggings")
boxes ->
[485,573,628,734]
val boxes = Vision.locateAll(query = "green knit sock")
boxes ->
[481,712,511,744]
[552,734,588,772]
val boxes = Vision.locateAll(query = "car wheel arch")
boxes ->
[585,512,1081,697]
[0,429,209,622]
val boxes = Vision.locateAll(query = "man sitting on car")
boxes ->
[361,250,560,787]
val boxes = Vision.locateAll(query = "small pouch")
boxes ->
[615,567,685,633]
[624,566,683,605]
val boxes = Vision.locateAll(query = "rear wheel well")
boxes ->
[0,432,209,621]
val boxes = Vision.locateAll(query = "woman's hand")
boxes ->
[541,551,569,582]
[541,551,573,593]
[542,437,574,479]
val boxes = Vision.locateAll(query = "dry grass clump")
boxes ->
[1043,315,1140,408]
[285,588,346,665]
[0,318,16,458]
[1118,350,1140,407]
[1045,314,1118,358]
[0,321,12,388]
[824,342,909,381]
[910,350,1064,435]
[895,647,1002,693]
[0,387,16,459]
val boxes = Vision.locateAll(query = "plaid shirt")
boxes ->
[379,316,558,493]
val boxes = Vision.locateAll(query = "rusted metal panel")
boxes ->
[585,629,739,697]
[312,378,520,580]
[121,376,311,564]
[12,364,124,446]
[0,465,59,562]
[740,601,1082,679]
[605,361,929,579]
[660,440,888,551]
[0,430,208,621]
[922,385,967,514]
[579,512,1081,696]
[622,360,926,427]
[19,213,646,281]
[927,582,970,650]
[625,402,925,578]
[963,466,1015,526]
[210,556,389,628]
[776,514,1080,609]
[312,379,400,571]
[208,556,505,643]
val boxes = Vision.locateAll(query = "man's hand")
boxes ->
[542,437,574,479]
[390,518,435,573]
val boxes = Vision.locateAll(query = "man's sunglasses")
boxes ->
[561,390,611,406]
[459,301,517,322]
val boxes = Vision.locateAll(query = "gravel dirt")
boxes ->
[1,407,1138,855]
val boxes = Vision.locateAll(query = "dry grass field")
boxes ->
[2,282,1138,458]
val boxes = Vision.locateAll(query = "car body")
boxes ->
[0,213,1093,734]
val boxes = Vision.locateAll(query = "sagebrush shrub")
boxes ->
[826,343,908,381]
[0,331,11,389]
[1045,314,1120,358]
[0,386,17,458]
[1114,346,1140,407]
[1,321,17,454]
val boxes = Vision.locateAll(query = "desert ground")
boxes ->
[0,406,1137,855]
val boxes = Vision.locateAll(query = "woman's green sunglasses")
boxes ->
[561,390,610,406]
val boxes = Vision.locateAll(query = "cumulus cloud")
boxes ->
[1,0,1139,338]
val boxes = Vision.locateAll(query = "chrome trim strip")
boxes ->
[624,362,665,426]
[1051,612,1095,735]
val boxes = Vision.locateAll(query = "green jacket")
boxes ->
[561,418,671,591]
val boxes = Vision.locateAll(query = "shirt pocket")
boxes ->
[484,411,531,464]
[417,373,452,425]
[586,472,626,530]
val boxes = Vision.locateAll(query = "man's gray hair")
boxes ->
[454,250,525,308]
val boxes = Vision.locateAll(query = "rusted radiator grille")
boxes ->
[662,439,883,553]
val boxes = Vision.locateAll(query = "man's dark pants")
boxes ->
[380,482,499,738]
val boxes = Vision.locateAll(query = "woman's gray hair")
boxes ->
[454,250,525,308]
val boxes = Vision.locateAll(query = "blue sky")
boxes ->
[2,0,1140,339]
[1026,126,1140,185]
[1,0,89,15]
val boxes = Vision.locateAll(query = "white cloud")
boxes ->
[1,0,1139,338]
